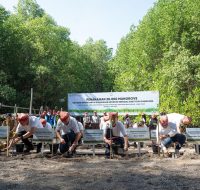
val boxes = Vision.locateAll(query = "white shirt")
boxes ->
[91,115,100,123]
[83,116,91,125]
[44,122,52,131]
[99,116,106,130]
[167,113,185,131]
[16,116,43,133]
[56,116,80,135]
[77,121,84,131]
[158,125,172,136]
[157,122,177,138]
[103,121,127,137]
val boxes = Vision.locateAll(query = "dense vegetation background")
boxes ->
[0,0,200,125]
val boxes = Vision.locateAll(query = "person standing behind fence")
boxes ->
[55,111,60,125]
[46,109,54,127]
[149,113,158,130]
[6,113,43,152]
[56,111,81,155]
[83,112,91,129]
[99,112,108,130]
[141,112,147,124]
[91,111,100,123]
[52,110,57,128]
[91,111,100,129]
[124,113,132,128]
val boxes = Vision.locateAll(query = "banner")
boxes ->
[68,91,159,115]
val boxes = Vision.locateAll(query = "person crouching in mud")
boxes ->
[56,111,81,156]
[103,112,128,158]
[6,113,43,152]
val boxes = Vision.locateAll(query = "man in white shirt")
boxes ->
[158,115,186,156]
[83,112,91,129]
[99,112,108,130]
[56,111,81,155]
[91,111,100,124]
[7,113,43,152]
[167,113,192,133]
[103,112,128,158]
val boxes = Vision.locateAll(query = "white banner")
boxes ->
[68,91,159,115]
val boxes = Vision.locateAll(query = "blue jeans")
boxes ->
[161,134,186,150]
[161,137,172,148]
[59,131,76,154]
[171,134,186,150]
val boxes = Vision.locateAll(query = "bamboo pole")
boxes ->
[110,124,113,159]
[6,126,9,157]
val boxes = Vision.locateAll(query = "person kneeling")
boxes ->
[158,115,186,157]
[56,111,81,157]
[103,112,128,158]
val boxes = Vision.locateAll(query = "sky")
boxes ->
[0,0,156,52]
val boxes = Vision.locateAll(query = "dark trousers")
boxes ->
[105,137,124,157]
[59,131,76,154]
[37,143,43,152]
[17,131,34,150]
[171,133,186,150]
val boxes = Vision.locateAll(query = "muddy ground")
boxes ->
[0,146,200,190]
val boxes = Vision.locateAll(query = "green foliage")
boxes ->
[82,38,113,92]
[17,0,45,19]
[0,85,16,103]
[0,0,113,110]
[182,88,200,125]
[110,0,200,125]
[0,71,16,103]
